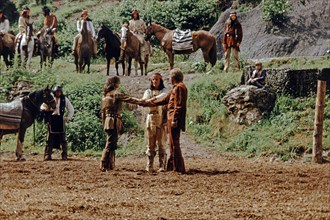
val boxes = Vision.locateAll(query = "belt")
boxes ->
[149,110,159,114]
[134,31,144,35]
[106,113,122,118]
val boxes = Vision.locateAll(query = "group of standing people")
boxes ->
[101,68,187,174]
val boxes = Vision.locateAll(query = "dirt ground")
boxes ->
[1,133,329,220]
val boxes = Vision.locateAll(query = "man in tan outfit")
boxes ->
[142,73,169,172]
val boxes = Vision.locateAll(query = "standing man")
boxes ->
[42,6,59,56]
[222,10,243,72]
[128,10,150,64]
[145,68,187,174]
[72,10,97,56]
[42,86,74,160]
[142,73,169,172]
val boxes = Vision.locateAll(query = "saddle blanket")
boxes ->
[172,29,193,51]
[0,99,23,130]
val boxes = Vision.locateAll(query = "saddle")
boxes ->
[0,99,23,130]
[172,29,193,52]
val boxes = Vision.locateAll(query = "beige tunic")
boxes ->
[129,19,146,35]
[18,16,33,34]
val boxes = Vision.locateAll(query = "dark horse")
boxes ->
[0,86,56,161]
[0,33,15,68]
[97,24,123,76]
[146,22,217,69]
[74,20,93,73]
[38,27,56,69]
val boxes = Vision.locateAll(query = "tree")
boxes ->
[0,0,19,24]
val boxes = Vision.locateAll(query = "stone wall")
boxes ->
[241,67,330,97]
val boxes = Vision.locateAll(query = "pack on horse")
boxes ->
[96,24,123,76]
[0,86,56,161]
[146,22,217,69]
[0,33,15,68]
[125,27,149,76]
[38,27,56,69]
[74,20,93,73]
[18,22,35,68]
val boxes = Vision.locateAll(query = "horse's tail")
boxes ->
[209,37,217,67]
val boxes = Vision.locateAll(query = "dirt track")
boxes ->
[1,136,329,220]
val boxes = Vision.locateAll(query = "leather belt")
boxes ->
[106,113,122,118]
[149,110,159,114]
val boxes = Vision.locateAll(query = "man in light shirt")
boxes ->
[42,86,74,160]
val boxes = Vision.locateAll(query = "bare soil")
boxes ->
[1,137,329,220]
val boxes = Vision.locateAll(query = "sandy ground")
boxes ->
[1,133,329,220]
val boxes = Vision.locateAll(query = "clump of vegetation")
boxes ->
[262,0,292,26]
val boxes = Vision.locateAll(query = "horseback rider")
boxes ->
[116,20,129,64]
[41,6,59,56]
[72,10,97,56]
[15,6,35,53]
[0,10,15,49]
[126,10,150,64]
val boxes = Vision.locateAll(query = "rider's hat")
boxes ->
[132,10,139,15]
[53,86,62,92]
[81,10,88,17]
[42,6,50,11]
[0,10,3,14]
[229,10,237,16]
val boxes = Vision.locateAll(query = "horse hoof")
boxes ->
[16,156,26,161]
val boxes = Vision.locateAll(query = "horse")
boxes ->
[0,86,56,161]
[0,33,15,68]
[125,27,149,76]
[146,22,217,69]
[38,27,56,69]
[19,23,35,68]
[97,24,124,76]
[74,20,93,73]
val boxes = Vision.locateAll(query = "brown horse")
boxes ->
[125,28,149,76]
[146,22,217,69]
[75,20,93,73]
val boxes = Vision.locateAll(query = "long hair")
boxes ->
[0,14,7,23]
[103,76,120,96]
[150,78,165,91]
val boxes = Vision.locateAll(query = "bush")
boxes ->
[262,0,292,26]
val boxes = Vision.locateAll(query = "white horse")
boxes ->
[19,23,35,68]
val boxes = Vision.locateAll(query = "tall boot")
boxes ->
[61,142,68,160]
[116,49,125,64]
[109,150,116,170]
[146,154,154,172]
[100,149,110,171]
[158,151,167,172]
[139,46,146,64]
[44,144,52,160]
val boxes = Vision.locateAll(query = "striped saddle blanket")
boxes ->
[0,99,23,130]
[172,29,193,51]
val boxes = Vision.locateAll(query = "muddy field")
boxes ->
[1,135,329,220]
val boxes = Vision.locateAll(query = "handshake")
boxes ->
[138,97,157,107]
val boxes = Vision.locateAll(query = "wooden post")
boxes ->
[312,68,330,163]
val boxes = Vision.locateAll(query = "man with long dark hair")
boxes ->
[142,73,169,172]
[42,6,59,56]
[222,11,243,72]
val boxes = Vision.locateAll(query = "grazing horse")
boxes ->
[0,86,56,161]
[19,23,35,68]
[38,27,56,69]
[97,24,123,76]
[146,22,217,69]
[125,27,149,76]
[0,34,15,68]
[75,20,93,73]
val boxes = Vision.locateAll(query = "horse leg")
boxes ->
[202,49,210,63]
[16,128,26,161]
[107,57,111,76]
[166,51,174,69]
[128,57,132,76]
[144,56,148,75]
[134,59,138,76]
[122,60,125,76]
[139,61,143,76]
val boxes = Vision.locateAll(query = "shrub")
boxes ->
[262,0,292,26]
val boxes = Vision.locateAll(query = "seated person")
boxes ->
[247,62,267,88]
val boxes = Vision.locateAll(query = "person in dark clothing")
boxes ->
[247,62,267,88]
[41,86,74,160]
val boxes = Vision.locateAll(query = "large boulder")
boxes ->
[223,85,276,125]
[241,67,330,97]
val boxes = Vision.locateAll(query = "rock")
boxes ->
[223,85,276,125]
[241,67,330,97]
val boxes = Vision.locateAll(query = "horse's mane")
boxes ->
[101,25,119,42]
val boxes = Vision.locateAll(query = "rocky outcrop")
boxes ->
[241,67,330,97]
[210,0,329,59]
[223,85,276,125]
